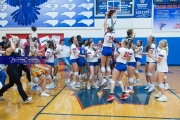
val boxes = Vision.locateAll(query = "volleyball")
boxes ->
[0,82,2,89]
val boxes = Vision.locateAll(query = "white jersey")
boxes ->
[85,46,89,62]
[55,44,64,58]
[87,48,98,62]
[103,31,115,47]
[146,43,156,62]
[15,48,25,56]
[157,49,168,72]
[116,47,130,64]
[45,48,54,63]
[135,46,143,59]
[128,48,136,62]
[70,44,79,59]
[97,46,102,59]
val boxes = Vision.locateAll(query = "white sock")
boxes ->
[147,82,150,86]
[129,86,133,90]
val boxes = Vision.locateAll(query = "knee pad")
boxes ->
[110,79,115,84]
[74,72,79,76]
[101,67,105,72]
[117,81,123,85]
[106,66,111,72]
[135,70,139,74]
[0,82,2,89]
[146,73,152,76]
[164,75,167,80]
[159,83,164,89]
[128,78,134,83]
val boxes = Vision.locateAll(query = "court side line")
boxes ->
[168,89,180,99]
[33,85,67,120]
[40,113,180,119]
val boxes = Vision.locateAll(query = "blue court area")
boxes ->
[74,86,151,109]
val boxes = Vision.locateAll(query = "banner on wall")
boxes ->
[134,0,152,18]
[0,0,94,27]
[153,4,180,32]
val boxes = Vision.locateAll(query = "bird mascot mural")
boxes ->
[6,0,48,26]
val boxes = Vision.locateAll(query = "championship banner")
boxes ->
[153,4,180,32]
[134,0,152,18]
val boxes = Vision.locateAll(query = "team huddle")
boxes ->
[0,12,169,104]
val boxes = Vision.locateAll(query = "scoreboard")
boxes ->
[154,0,180,4]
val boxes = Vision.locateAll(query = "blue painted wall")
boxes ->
[63,37,180,66]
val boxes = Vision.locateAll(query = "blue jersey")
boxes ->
[79,47,85,60]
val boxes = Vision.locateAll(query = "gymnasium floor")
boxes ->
[0,66,180,120]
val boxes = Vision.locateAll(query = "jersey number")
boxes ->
[108,36,114,43]
[124,52,129,57]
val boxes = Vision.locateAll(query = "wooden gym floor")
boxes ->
[0,66,180,120]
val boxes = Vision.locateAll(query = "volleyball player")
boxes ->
[77,41,86,87]
[86,39,99,90]
[67,36,79,90]
[142,35,156,92]
[107,39,130,102]
[101,12,116,86]
[148,40,168,102]
[45,40,55,89]
[134,40,143,84]
[127,41,136,93]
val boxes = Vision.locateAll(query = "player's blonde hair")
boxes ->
[159,39,168,54]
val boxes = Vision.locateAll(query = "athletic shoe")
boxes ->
[107,94,115,102]
[41,92,50,97]
[93,84,99,89]
[154,93,161,98]
[144,85,151,90]
[134,79,140,84]
[46,84,54,89]
[65,80,70,87]
[87,83,91,90]
[28,82,34,86]
[101,78,107,86]
[157,95,167,102]
[120,93,128,100]
[24,97,32,104]
[70,83,76,91]
[148,86,155,92]
[103,84,111,90]
[53,77,59,82]
[164,83,170,90]
[76,82,81,88]
[125,89,134,94]
[0,97,5,101]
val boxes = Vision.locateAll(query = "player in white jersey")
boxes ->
[107,39,130,102]
[86,39,99,90]
[142,35,156,92]
[101,12,116,86]
[134,40,143,84]
[68,36,79,90]
[127,42,136,93]
[148,40,168,102]
[45,40,55,89]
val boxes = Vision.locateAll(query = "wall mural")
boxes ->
[0,0,94,27]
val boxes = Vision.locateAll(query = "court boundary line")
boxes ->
[39,113,180,119]
[168,89,180,99]
[33,85,66,120]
